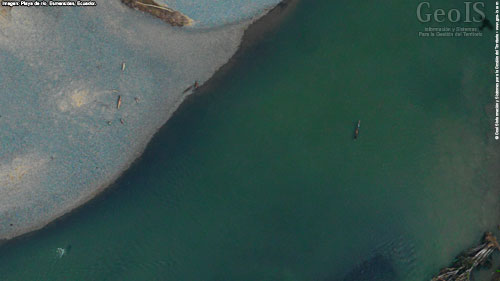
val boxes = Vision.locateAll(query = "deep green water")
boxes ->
[1,0,499,280]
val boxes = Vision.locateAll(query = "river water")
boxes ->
[0,0,499,280]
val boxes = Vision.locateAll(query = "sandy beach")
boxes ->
[0,0,290,240]
[0,1,499,280]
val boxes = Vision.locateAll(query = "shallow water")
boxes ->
[157,0,282,28]
[0,0,499,280]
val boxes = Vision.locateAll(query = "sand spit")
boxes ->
[0,0,290,240]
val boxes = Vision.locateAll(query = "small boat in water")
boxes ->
[354,120,360,140]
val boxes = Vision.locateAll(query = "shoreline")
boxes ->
[177,0,297,104]
[0,0,297,243]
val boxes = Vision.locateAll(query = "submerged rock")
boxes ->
[340,255,398,281]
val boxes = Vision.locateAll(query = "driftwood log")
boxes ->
[121,0,193,27]
[431,232,500,281]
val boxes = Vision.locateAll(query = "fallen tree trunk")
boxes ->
[121,0,194,27]
[431,232,500,281]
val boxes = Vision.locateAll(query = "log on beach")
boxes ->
[121,0,194,27]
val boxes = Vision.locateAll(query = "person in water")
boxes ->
[354,121,360,139]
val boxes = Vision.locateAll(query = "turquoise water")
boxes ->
[0,0,499,280]
[157,0,282,28]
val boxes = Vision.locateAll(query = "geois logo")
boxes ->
[417,1,485,23]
